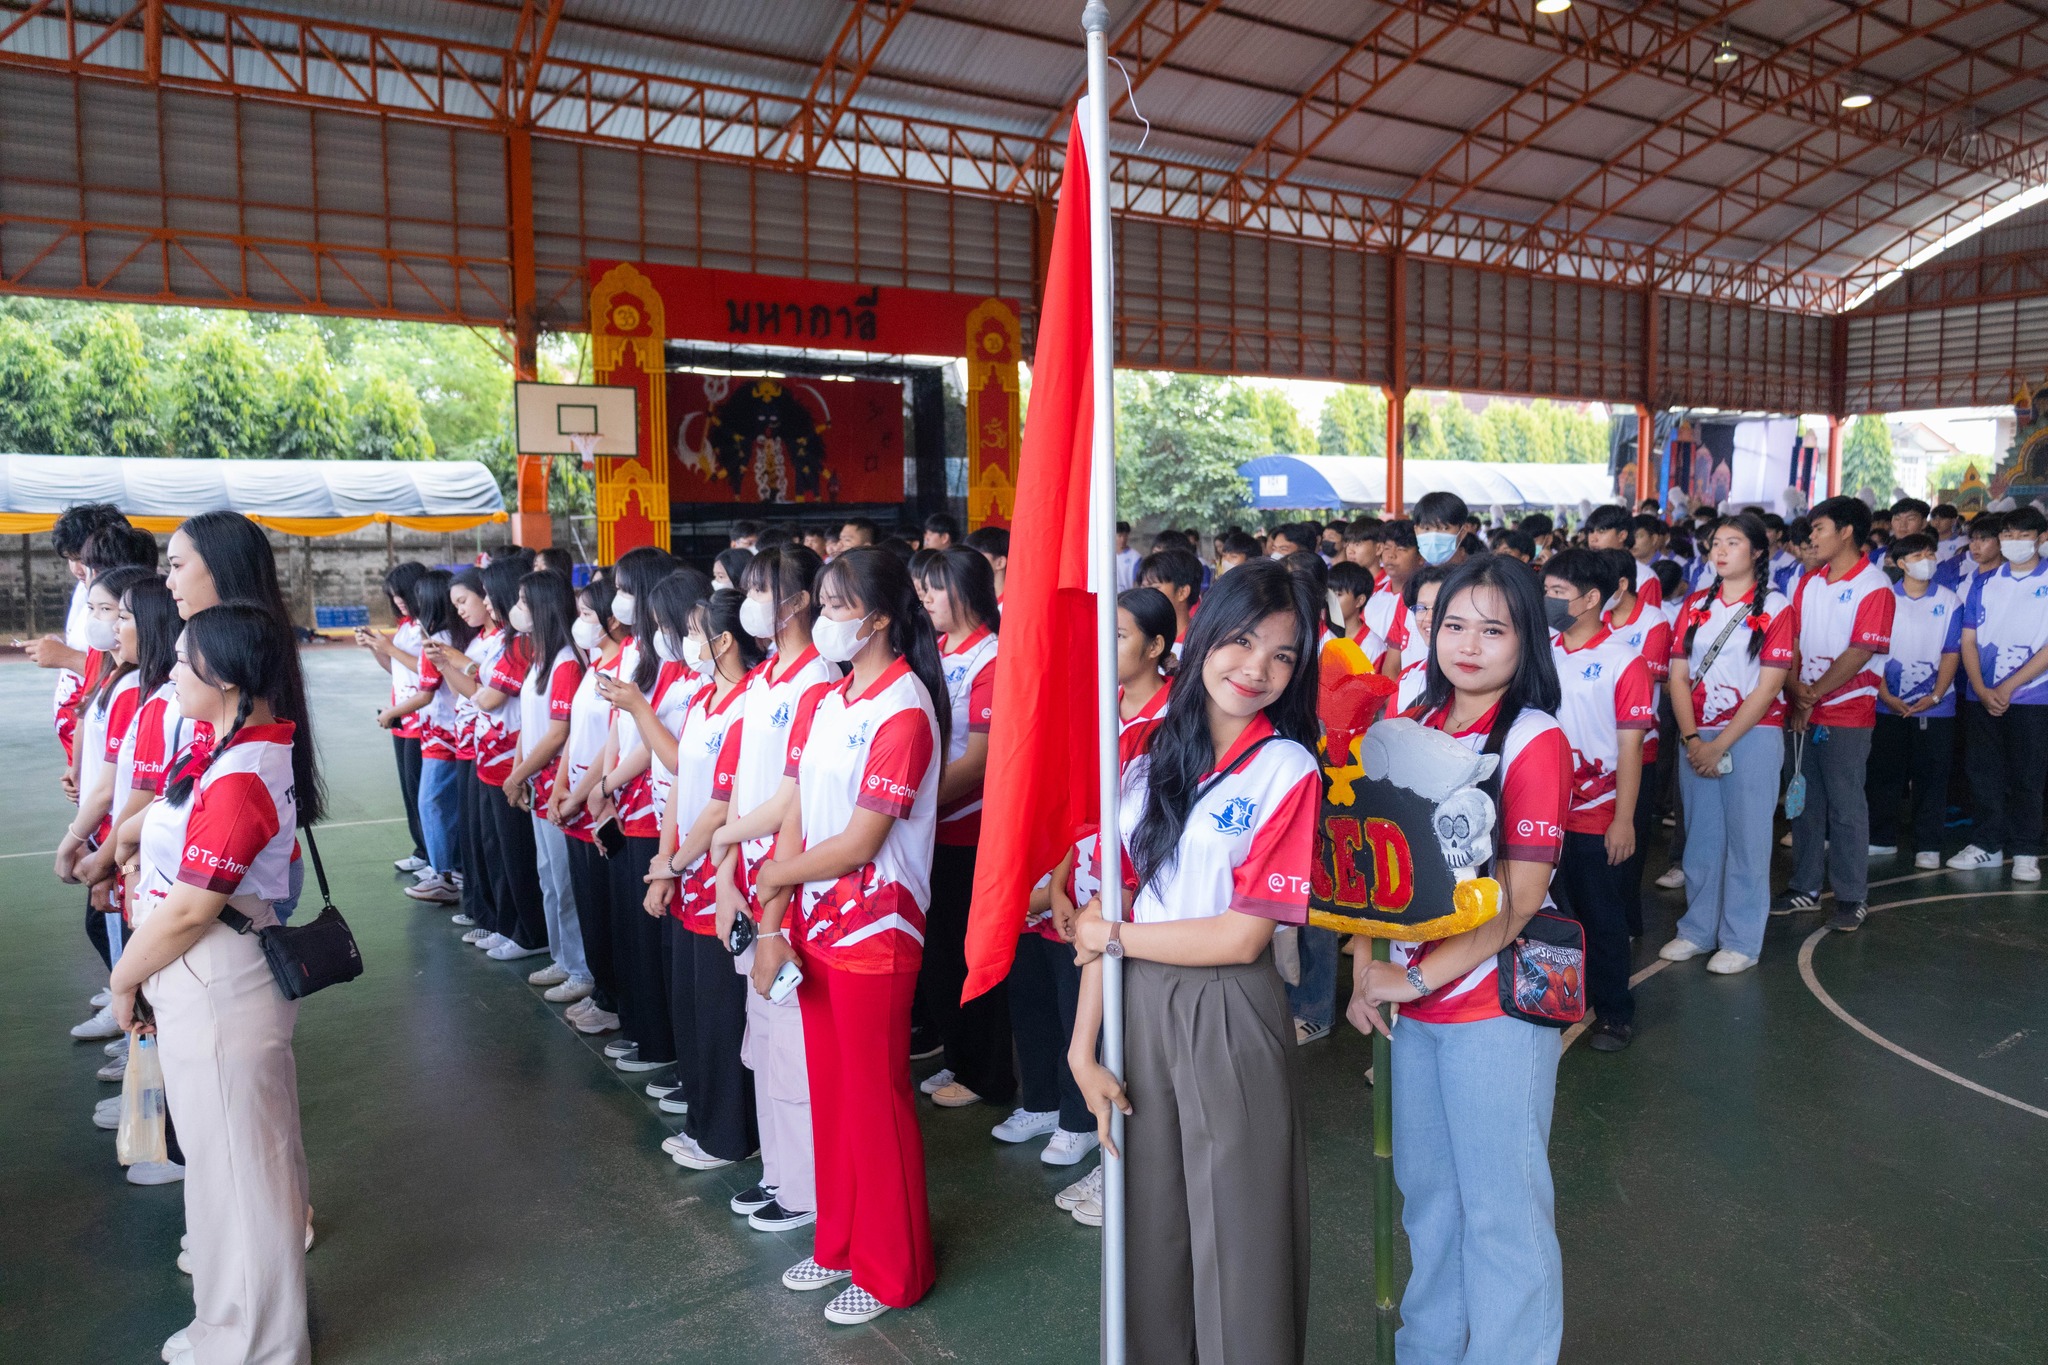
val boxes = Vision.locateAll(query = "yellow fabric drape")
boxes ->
[1,511,507,538]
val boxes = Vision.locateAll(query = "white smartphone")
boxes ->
[768,959,803,1005]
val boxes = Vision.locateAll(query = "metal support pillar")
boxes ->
[1826,415,1844,500]
[1385,250,1406,516]
[506,124,551,549]
[1635,403,1656,509]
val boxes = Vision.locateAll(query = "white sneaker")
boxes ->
[527,963,570,987]
[449,912,475,926]
[824,1284,891,1325]
[1868,844,1898,857]
[96,1054,127,1083]
[1658,937,1709,962]
[918,1067,955,1097]
[1655,865,1687,889]
[564,995,596,1019]
[1071,1187,1104,1227]
[70,1005,122,1040]
[90,988,111,1009]
[1947,845,2004,870]
[664,1132,735,1170]
[161,1325,193,1360]
[1705,950,1759,975]
[404,874,460,904]
[781,1256,852,1292]
[475,933,507,951]
[394,855,428,873]
[572,1007,620,1035]
[1041,1129,1100,1167]
[126,1160,186,1186]
[1054,1164,1101,1212]
[1914,851,1942,870]
[487,939,547,961]
[546,977,596,1004]
[93,1095,122,1130]
[176,1247,193,1274]
[104,1035,129,1057]
[2015,855,2042,883]
[460,928,490,944]
[990,1108,1058,1143]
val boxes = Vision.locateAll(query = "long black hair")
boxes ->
[125,576,180,696]
[1128,559,1319,894]
[412,569,474,652]
[1117,586,1177,673]
[480,558,524,632]
[914,545,1001,637]
[579,568,618,640]
[518,570,581,680]
[713,547,754,592]
[693,587,767,681]
[614,546,678,692]
[384,560,427,620]
[1415,554,1561,735]
[85,565,155,713]
[450,566,489,645]
[174,511,324,823]
[817,547,950,759]
[644,567,714,675]
[165,603,299,811]
[742,544,824,641]
[1686,511,1772,661]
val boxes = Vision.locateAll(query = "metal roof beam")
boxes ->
[782,0,916,167]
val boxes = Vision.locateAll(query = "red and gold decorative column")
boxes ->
[965,298,1021,530]
[589,262,671,560]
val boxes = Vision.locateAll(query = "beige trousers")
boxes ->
[151,919,310,1365]
[737,943,815,1213]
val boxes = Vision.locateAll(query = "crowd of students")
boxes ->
[32,483,2048,1363]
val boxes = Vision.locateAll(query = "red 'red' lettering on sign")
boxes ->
[1362,817,1413,914]
[1328,816,1371,908]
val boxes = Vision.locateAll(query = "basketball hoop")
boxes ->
[568,431,602,471]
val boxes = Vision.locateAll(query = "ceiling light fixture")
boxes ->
[1841,89,1873,109]
[1713,38,1738,65]
[1535,0,1571,13]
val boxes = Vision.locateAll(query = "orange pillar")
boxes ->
[507,126,551,549]
[1826,415,1844,499]
[1385,250,1406,516]
[1635,403,1656,509]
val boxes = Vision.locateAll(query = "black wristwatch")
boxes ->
[1681,732,1701,745]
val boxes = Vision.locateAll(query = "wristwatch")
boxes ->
[1681,732,1701,745]
[1405,962,1427,995]
[1103,921,1125,959]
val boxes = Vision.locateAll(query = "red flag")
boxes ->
[962,114,1101,1000]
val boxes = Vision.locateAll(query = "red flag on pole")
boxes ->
[961,113,1101,1000]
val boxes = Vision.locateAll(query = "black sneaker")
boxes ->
[1587,1019,1634,1052]
[908,1024,943,1062]
[729,1182,777,1216]
[1827,902,1867,933]
[748,1199,818,1232]
[1770,890,1822,917]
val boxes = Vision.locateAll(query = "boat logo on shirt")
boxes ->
[845,719,871,750]
[1579,661,1603,681]
[771,701,792,728]
[1211,796,1258,836]
[1837,587,1854,603]
[945,664,969,687]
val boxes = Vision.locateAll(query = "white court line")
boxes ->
[1,815,404,860]
[1798,890,2048,1122]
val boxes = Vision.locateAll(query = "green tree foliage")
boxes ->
[0,317,74,453]
[1114,372,1255,528]
[1317,385,1386,457]
[167,323,273,458]
[1842,413,1896,499]
[66,312,158,456]
[352,374,435,461]
[267,340,353,461]
[1229,386,1314,454]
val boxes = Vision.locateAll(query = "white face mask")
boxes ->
[681,635,713,675]
[571,618,604,651]
[1903,559,1936,582]
[812,612,872,664]
[653,631,681,663]
[1326,590,1347,624]
[611,591,636,627]
[86,616,118,652]
[738,597,775,640]
[2001,537,2039,564]
[508,602,533,633]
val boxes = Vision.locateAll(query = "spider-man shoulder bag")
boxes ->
[1480,705,1586,1029]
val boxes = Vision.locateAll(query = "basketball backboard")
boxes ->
[514,382,639,455]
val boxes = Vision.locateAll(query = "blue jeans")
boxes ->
[1284,924,1339,1030]
[416,757,463,878]
[1393,1014,1563,1365]
[274,855,304,925]
[1675,725,1784,959]
[531,813,588,981]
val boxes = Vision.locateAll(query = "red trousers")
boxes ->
[797,961,935,1309]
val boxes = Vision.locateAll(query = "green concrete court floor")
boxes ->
[3,647,2046,1364]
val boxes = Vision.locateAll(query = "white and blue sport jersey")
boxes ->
[1883,582,1963,719]
[1964,560,2048,705]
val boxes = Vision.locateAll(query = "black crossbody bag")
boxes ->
[218,829,364,1000]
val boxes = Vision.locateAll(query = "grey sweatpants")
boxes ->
[1790,723,1874,904]
[1124,950,1309,1365]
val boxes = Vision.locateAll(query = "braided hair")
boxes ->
[165,604,290,809]
[1684,513,1773,661]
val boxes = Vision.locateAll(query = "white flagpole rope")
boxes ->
[1080,4,1124,1362]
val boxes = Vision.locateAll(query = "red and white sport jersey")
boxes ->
[131,722,298,931]
[560,647,624,842]
[451,629,500,761]
[1118,678,1172,767]
[78,671,141,816]
[1396,653,1430,715]
[476,633,529,786]
[518,645,582,794]
[634,659,704,830]
[1633,558,1663,611]
[118,681,179,803]
[1606,595,1671,684]
[935,627,998,846]
[1549,628,1655,833]
[1669,585,1797,730]
[1791,560,1894,727]
[670,681,746,934]
[785,657,940,975]
[1114,714,1319,927]
[51,578,91,749]
[389,618,425,740]
[1396,703,1569,1026]
[1359,591,1410,675]
[413,631,461,761]
[1963,559,2048,706]
[724,644,839,906]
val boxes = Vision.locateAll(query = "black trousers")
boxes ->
[457,761,500,931]
[1964,701,2048,858]
[392,733,426,862]
[1866,712,1957,851]
[477,781,548,950]
[675,926,759,1161]
[916,843,1015,1104]
[1009,931,1090,1132]
[607,834,675,1064]
[1558,831,1635,1027]
[85,898,112,970]
[564,834,618,1014]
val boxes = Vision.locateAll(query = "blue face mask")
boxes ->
[1416,531,1458,566]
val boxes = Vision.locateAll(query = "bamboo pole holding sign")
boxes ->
[1080,5,1126,1363]
[1372,936,1396,1364]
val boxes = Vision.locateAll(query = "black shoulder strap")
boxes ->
[216,825,332,934]
[1195,734,1280,805]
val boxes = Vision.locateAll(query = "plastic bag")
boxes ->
[1272,924,1302,986]
[1783,733,1808,822]
[116,1033,167,1167]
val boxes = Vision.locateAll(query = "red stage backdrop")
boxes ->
[668,372,904,506]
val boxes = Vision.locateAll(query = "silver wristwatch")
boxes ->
[1405,962,1427,995]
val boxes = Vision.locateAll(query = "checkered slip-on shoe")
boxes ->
[824,1284,891,1325]
[781,1258,853,1293]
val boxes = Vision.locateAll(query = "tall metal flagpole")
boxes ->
[1080,4,1124,1363]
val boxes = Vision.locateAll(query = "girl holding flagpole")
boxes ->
[1067,558,1323,1365]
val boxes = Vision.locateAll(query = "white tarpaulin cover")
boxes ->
[1238,454,1611,510]
[0,454,504,518]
